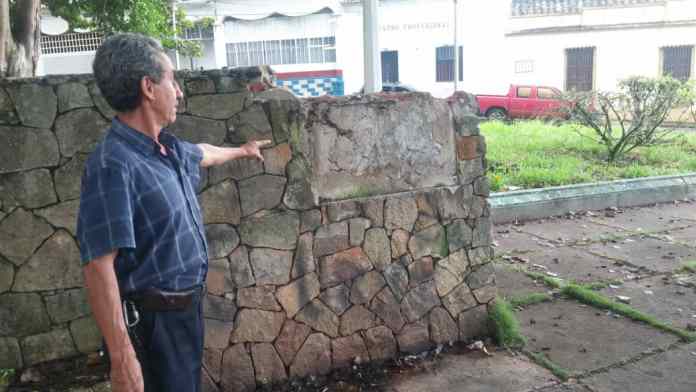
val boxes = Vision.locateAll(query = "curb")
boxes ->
[489,173,696,224]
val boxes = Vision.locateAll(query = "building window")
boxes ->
[227,36,336,67]
[566,47,594,91]
[40,32,103,55]
[435,45,463,82]
[514,59,534,74]
[381,50,399,83]
[662,46,693,82]
[182,25,214,41]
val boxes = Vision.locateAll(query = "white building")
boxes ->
[36,1,696,98]
[37,0,508,99]
[505,0,696,92]
[178,0,509,98]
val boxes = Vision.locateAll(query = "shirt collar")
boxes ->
[110,117,176,156]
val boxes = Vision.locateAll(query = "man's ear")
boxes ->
[140,76,156,102]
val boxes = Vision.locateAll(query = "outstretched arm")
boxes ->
[198,140,272,168]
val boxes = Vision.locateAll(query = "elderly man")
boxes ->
[77,33,268,392]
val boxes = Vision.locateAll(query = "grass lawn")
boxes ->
[480,120,696,192]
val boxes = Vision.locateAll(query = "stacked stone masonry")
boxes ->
[0,67,494,391]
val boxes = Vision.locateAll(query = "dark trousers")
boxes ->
[130,292,204,392]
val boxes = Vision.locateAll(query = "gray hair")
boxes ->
[92,33,167,112]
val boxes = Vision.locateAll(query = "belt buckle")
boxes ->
[122,299,140,327]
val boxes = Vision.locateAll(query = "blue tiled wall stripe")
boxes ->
[276,75,345,97]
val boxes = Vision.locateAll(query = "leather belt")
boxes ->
[125,285,203,312]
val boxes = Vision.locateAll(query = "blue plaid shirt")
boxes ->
[77,118,208,293]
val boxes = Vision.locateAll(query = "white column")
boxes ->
[453,0,459,93]
[363,0,382,93]
[213,17,228,69]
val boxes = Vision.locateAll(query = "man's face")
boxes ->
[151,55,183,127]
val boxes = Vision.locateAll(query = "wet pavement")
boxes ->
[390,200,696,392]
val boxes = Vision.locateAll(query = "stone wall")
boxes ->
[0,68,494,391]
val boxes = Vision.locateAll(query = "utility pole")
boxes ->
[363,0,382,93]
[453,0,459,93]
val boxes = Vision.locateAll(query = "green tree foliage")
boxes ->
[562,76,693,162]
[1,1,211,77]
[45,0,211,59]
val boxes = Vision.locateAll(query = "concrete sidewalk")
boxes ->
[388,200,696,392]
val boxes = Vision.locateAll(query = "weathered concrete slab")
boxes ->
[684,174,696,200]
[490,175,694,225]
[493,225,557,255]
[536,383,594,392]
[489,182,620,224]
[515,217,627,245]
[647,200,696,222]
[301,94,458,201]
[517,300,677,375]
[387,351,557,392]
[584,235,696,273]
[582,342,696,392]
[588,203,695,233]
[662,225,696,248]
[493,262,549,300]
[599,276,696,331]
[522,246,636,284]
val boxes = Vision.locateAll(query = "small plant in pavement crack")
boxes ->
[524,270,564,289]
[509,293,553,308]
[489,298,527,349]
[561,284,696,342]
[526,351,570,381]
[680,260,696,273]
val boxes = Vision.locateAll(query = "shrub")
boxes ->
[562,76,693,162]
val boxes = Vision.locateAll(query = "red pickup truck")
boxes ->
[476,85,567,121]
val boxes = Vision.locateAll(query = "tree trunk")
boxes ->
[1,0,41,78]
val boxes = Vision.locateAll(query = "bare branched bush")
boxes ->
[562,76,693,162]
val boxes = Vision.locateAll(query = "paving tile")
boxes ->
[514,217,626,245]
[648,201,696,222]
[584,235,696,273]
[517,300,677,375]
[494,262,550,300]
[582,342,696,392]
[536,382,594,392]
[599,275,696,331]
[589,203,695,233]
[658,225,696,249]
[493,225,558,255]
[521,246,636,284]
[387,351,557,392]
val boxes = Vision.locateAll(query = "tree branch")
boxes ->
[0,0,13,76]
[15,0,40,47]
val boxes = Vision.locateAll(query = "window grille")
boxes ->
[226,36,337,67]
[182,25,214,41]
[435,45,462,82]
[515,59,534,74]
[566,47,594,91]
[40,32,103,55]
[662,46,693,82]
